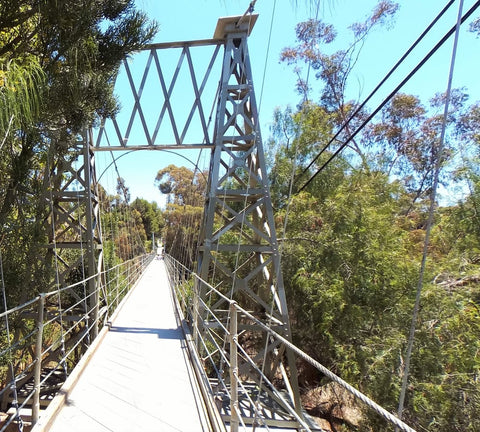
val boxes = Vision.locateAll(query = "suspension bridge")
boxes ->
[3,6,466,431]
[0,252,416,432]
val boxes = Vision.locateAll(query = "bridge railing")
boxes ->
[164,254,417,432]
[0,253,153,431]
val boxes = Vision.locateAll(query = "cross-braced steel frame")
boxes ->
[56,14,303,429]
[45,131,103,340]
[195,16,303,426]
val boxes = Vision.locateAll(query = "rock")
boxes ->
[302,382,363,428]
[311,416,334,432]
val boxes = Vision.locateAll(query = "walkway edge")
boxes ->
[31,268,146,432]
[181,318,227,432]
[168,276,227,432]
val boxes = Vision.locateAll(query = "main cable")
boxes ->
[258,0,277,114]
[298,0,480,193]
[296,0,454,184]
[237,0,257,28]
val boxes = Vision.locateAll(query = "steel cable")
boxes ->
[298,0,480,192]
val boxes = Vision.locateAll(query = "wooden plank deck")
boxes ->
[35,260,210,432]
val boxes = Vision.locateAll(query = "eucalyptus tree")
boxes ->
[279,0,399,165]
[267,1,480,430]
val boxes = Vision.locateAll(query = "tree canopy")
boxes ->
[0,0,158,303]
[265,2,480,430]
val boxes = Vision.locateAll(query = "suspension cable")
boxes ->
[105,137,146,258]
[397,0,464,421]
[105,151,121,307]
[258,0,276,114]
[236,1,257,28]
[297,0,480,192]
[188,73,219,270]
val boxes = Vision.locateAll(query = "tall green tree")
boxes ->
[269,2,480,430]
[0,0,158,305]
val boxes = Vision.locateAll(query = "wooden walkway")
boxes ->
[34,260,210,432]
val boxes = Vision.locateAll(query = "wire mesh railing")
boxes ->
[164,254,417,432]
[0,253,153,432]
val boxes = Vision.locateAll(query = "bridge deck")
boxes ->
[40,260,209,432]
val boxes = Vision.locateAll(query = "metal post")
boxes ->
[229,302,239,432]
[128,260,132,288]
[193,278,200,347]
[32,293,45,425]
[116,265,120,309]
[175,260,179,287]
[84,133,99,340]
[127,260,131,290]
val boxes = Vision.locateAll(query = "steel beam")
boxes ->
[195,14,303,423]
[45,132,104,342]
[94,42,222,150]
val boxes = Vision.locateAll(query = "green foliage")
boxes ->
[0,0,158,305]
[271,8,480,428]
[101,198,151,261]
[175,276,194,319]
[267,102,346,207]
[276,158,480,430]
[155,165,205,268]
[0,57,45,138]
[281,170,414,372]
[131,198,165,237]
[162,202,203,269]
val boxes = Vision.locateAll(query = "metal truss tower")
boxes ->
[88,12,303,428]
[46,131,103,340]
[195,15,302,424]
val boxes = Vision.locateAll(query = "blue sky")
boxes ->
[94,0,480,206]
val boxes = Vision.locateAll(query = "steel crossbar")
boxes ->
[95,40,223,151]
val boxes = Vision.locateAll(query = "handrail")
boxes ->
[165,254,417,432]
[0,253,153,432]
[1,253,418,432]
